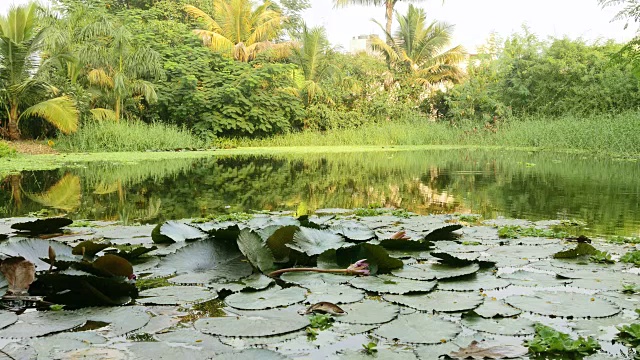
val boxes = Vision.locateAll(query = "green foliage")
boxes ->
[621,250,640,266]
[608,236,640,244]
[622,283,640,294]
[308,313,334,330]
[616,323,640,348]
[54,120,205,152]
[135,276,172,291]
[440,29,640,122]
[498,225,567,239]
[526,324,600,357]
[0,142,16,158]
[362,341,378,355]
[589,250,615,264]
[192,212,254,223]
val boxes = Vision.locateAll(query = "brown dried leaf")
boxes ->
[301,301,346,315]
[448,340,528,359]
[0,257,36,295]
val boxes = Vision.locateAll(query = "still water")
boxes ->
[1,149,638,236]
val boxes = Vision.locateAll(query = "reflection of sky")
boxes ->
[1,0,635,52]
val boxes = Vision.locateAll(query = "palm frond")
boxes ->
[19,96,79,134]
[26,173,81,212]
[90,108,117,122]
[185,5,223,33]
[87,68,114,88]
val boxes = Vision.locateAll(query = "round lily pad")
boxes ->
[304,284,365,304]
[208,273,274,292]
[138,286,217,305]
[154,329,232,353]
[461,315,536,335]
[0,311,18,330]
[337,348,418,359]
[128,342,216,360]
[437,273,510,292]
[0,310,85,338]
[337,299,399,325]
[349,275,436,294]
[385,291,483,312]
[471,299,521,318]
[194,307,309,337]
[225,286,307,310]
[214,349,288,360]
[74,306,151,337]
[505,291,620,318]
[0,239,74,271]
[499,270,572,287]
[280,272,354,286]
[375,313,461,344]
[486,244,564,260]
[392,263,480,281]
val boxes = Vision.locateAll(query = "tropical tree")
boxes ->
[0,3,79,140]
[371,5,465,86]
[80,15,163,122]
[290,25,337,105]
[184,0,287,61]
[335,0,430,42]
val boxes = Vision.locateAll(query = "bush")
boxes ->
[0,141,16,158]
[54,121,206,152]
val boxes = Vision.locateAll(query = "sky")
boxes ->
[0,0,636,52]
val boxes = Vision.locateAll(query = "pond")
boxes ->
[1,149,639,237]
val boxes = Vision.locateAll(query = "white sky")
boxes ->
[0,0,637,52]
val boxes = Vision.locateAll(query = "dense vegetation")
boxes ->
[0,0,638,154]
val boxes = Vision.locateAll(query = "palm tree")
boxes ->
[290,25,336,105]
[80,16,163,122]
[335,0,431,42]
[0,3,79,140]
[185,0,286,62]
[371,5,465,86]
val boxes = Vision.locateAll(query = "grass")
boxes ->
[233,111,640,158]
[0,141,16,158]
[54,120,206,152]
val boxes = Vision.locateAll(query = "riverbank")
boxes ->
[233,111,640,158]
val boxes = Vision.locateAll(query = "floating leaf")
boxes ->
[72,240,111,257]
[207,273,274,292]
[375,313,461,344]
[0,310,86,338]
[262,225,298,262]
[225,286,306,310]
[73,306,151,336]
[337,348,418,359]
[11,217,73,235]
[461,313,536,335]
[0,239,74,271]
[128,342,215,360]
[331,224,376,242]
[499,270,572,287]
[29,273,138,307]
[392,263,479,280]
[152,221,207,244]
[159,239,253,282]
[349,275,436,294]
[0,311,18,330]
[449,340,528,359]
[154,329,231,353]
[379,238,431,251]
[214,349,289,360]
[138,286,217,305]
[105,245,157,261]
[237,229,276,273]
[92,254,133,278]
[320,243,403,274]
[437,273,510,292]
[424,224,463,241]
[471,299,521,318]
[384,291,483,312]
[194,307,310,337]
[505,291,620,318]
[280,271,354,286]
[0,258,35,295]
[337,299,399,325]
[304,284,365,304]
[287,227,347,256]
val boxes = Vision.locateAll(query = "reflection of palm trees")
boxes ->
[27,173,81,212]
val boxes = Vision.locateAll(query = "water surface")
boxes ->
[1,149,638,236]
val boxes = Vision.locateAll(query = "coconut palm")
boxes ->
[0,2,79,140]
[291,25,336,104]
[335,0,430,42]
[371,5,465,86]
[185,0,286,61]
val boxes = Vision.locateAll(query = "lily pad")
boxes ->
[214,349,288,360]
[384,291,483,312]
[154,329,231,353]
[304,284,365,304]
[449,340,528,359]
[461,314,536,335]
[375,313,461,344]
[0,310,86,338]
[287,227,347,256]
[225,286,307,310]
[499,270,572,287]
[505,291,620,318]
[29,273,138,307]
[331,224,376,242]
[337,299,399,325]
[194,307,310,337]
[138,286,217,305]
[392,263,480,281]
[152,221,207,244]
[208,273,274,292]
[11,217,73,234]
[437,273,511,292]
[280,272,354,286]
[349,275,436,294]
[158,239,253,282]
[74,306,151,336]
[471,299,521,318]
[485,244,564,260]
[336,348,418,359]
[236,229,276,273]
[0,311,18,330]
[319,243,403,274]
[128,342,220,360]
[0,239,74,271]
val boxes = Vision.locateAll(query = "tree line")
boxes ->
[1,0,639,141]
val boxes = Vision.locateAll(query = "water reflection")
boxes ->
[1,150,638,236]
